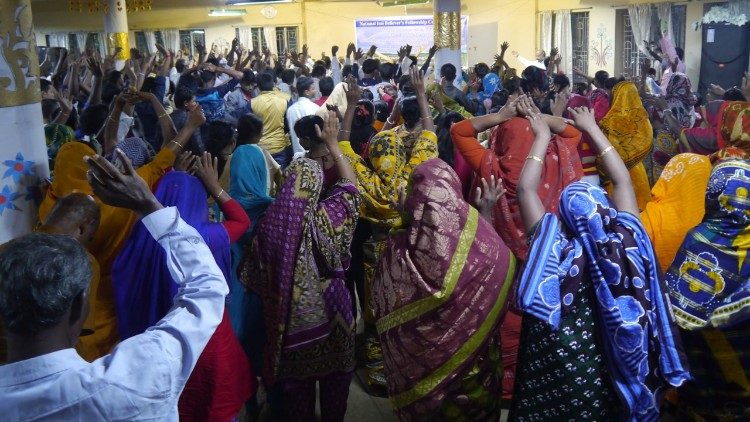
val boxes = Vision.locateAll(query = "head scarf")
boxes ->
[45,123,75,169]
[112,137,155,168]
[679,100,724,155]
[710,101,750,162]
[38,141,96,220]
[478,117,582,259]
[372,159,515,419]
[599,81,654,169]
[641,153,712,273]
[228,145,273,231]
[666,159,750,330]
[426,83,472,119]
[112,171,230,339]
[665,73,698,128]
[241,158,359,383]
[518,181,691,419]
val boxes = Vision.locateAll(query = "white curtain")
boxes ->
[76,33,88,54]
[97,33,107,57]
[144,30,157,55]
[161,29,180,55]
[238,27,252,51]
[554,10,573,80]
[48,34,69,49]
[539,11,553,54]
[628,4,653,56]
[263,26,277,56]
[657,3,673,42]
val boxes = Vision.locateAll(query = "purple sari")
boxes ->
[240,158,360,385]
[372,159,516,421]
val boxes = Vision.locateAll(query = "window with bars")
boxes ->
[135,31,148,53]
[571,12,589,83]
[615,9,640,78]
[275,27,298,53]
[179,29,205,57]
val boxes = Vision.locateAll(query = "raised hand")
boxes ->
[354,48,364,61]
[566,106,597,133]
[173,151,197,172]
[346,43,356,58]
[332,45,339,57]
[86,56,103,78]
[367,45,378,57]
[156,43,168,57]
[409,65,425,95]
[430,88,446,113]
[302,43,309,58]
[526,108,551,140]
[84,150,162,216]
[405,44,412,56]
[186,103,207,128]
[549,47,559,58]
[315,110,340,148]
[428,45,438,57]
[474,175,505,218]
[345,75,362,103]
[550,91,570,117]
[500,41,510,52]
[193,152,222,196]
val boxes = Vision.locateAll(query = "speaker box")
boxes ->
[698,22,750,97]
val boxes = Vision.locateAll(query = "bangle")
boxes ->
[526,155,544,164]
[597,145,614,158]
[386,116,396,125]
[169,140,183,150]
[157,112,168,119]
[215,189,226,198]
[333,153,345,162]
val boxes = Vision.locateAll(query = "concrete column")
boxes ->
[104,0,130,62]
[0,0,49,242]
[433,0,462,85]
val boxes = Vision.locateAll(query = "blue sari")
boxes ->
[517,182,691,420]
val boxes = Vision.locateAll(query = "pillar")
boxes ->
[433,0,462,86]
[0,0,49,242]
[104,0,130,62]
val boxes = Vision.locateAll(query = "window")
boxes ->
[179,29,205,57]
[275,27,298,54]
[135,31,148,53]
[571,12,589,83]
[615,9,640,78]
[671,5,686,51]
[87,33,103,56]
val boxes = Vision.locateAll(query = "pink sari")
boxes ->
[372,159,516,421]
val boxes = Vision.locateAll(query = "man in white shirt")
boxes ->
[286,76,320,160]
[511,49,547,70]
[0,151,228,421]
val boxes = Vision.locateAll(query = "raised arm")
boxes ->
[162,104,206,153]
[85,56,104,107]
[339,77,361,141]
[104,94,127,155]
[319,111,357,184]
[420,45,438,76]
[568,106,638,215]
[410,66,435,133]
[516,109,552,232]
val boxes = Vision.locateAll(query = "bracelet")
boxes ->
[340,130,351,134]
[386,116,396,125]
[526,155,544,164]
[157,112,168,119]
[333,153,345,162]
[597,145,614,158]
[169,140,184,150]
[215,189,226,198]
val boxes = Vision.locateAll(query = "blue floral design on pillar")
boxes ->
[3,152,34,183]
[0,185,20,215]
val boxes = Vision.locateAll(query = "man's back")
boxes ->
[254,91,290,155]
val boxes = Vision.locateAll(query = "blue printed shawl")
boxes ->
[518,181,691,420]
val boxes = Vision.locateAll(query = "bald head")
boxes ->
[40,193,100,245]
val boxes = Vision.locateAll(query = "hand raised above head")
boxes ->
[566,106,597,132]
[474,175,505,216]
[173,151,197,173]
[526,108,551,140]
[316,110,341,147]
[84,150,162,216]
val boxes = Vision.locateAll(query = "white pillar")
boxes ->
[0,0,49,242]
[433,0,462,86]
[104,0,130,63]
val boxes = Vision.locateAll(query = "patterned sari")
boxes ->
[599,81,654,210]
[710,101,750,163]
[372,159,516,421]
[651,74,698,181]
[666,160,750,419]
[240,158,360,385]
[641,153,712,273]
[679,100,724,155]
[515,182,691,420]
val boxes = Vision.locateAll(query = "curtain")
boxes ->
[144,30,157,55]
[554,10,573,80]
[238,27,252,52]
[627,4,653,56]
[48,34,69,49]
[263,26,277,56]
[161,29,180,55]
[540,11,553,54]
[728,0,750,16]
[657,3,673,43]
[97,33,107,57]
[76,33,88,55]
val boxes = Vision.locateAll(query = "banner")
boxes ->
[355,15,469,54]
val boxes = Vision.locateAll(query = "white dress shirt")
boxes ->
[0,207,228,421]
[286,97,320,159]
[516,54,546,70]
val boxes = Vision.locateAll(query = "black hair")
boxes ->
[489,90,510,113]
[175,58,186,73]
[174,86,195,109]
[42,99,60,122]
[398,74,414,96]
[258,71,276,92]
[241,69,256,85]
[237,113,264,145]
[573,82,588,96]
[40,79,52,93]
[436,112,464,167]
[177,73,200,93]
[199,70,216,86]
[474,63,490,79]
[318,76,334,97]
[723,87,747,101]
[647,68,656,76]
[362,58,380,75]
[552,74,570,92]
[280,68,295,85]
[400,96,420,129]
[294,115,324,150]
[440,63,457,82]
[351,100,377,154]
[311,64,327,78]
[379,63,396,81]
[205,121,236,177]
[296,76,315,96]
[79,104,109,137]
[594,70,609,87]
[504,76,521,96]
[206,57,220,67]
[373,99,389,122]
[342,64,353,79]
[141,76,156,94]
[361,89,374,101]
[675,47,684,61]
[604,76,623,91]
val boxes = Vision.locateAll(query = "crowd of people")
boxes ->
[0,30,749,421]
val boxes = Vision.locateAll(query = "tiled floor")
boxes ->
[344,378,397,421]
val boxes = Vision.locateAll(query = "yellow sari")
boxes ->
[39,142,175,361]
[640,153,711,273]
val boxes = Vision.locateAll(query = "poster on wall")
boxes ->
[355,16,469,54]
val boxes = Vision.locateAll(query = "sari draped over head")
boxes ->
[565,94,598,179]
[589,88,611,123]
[426,83,472,119]
[641,153,712,273]
[112,136,155,168]
[44,123,75,169]
[666,159,750,330]
[39,142,95,219]
[518,182,691,419]
[372,159,516,421]
[599,81,654,169]
[710,101,750,163]
[111,171,254,421]
[665,73,698,128]
[229,144,274,227]
[679,100,724,155]
[342,129,438,228]
[240,159,360,385]
[479,117,582,259]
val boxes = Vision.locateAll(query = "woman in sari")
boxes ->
[112,164,254,422]
[709,101,750,162]
[44,123,75,170]
[514,106,690,420]
[239,113,360,421]
[340,68,438,393]
[372,159,516,421]
[641,153,712,273]
[666,159,750,419]
[599,80,653,210]
[678,100,724,155]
